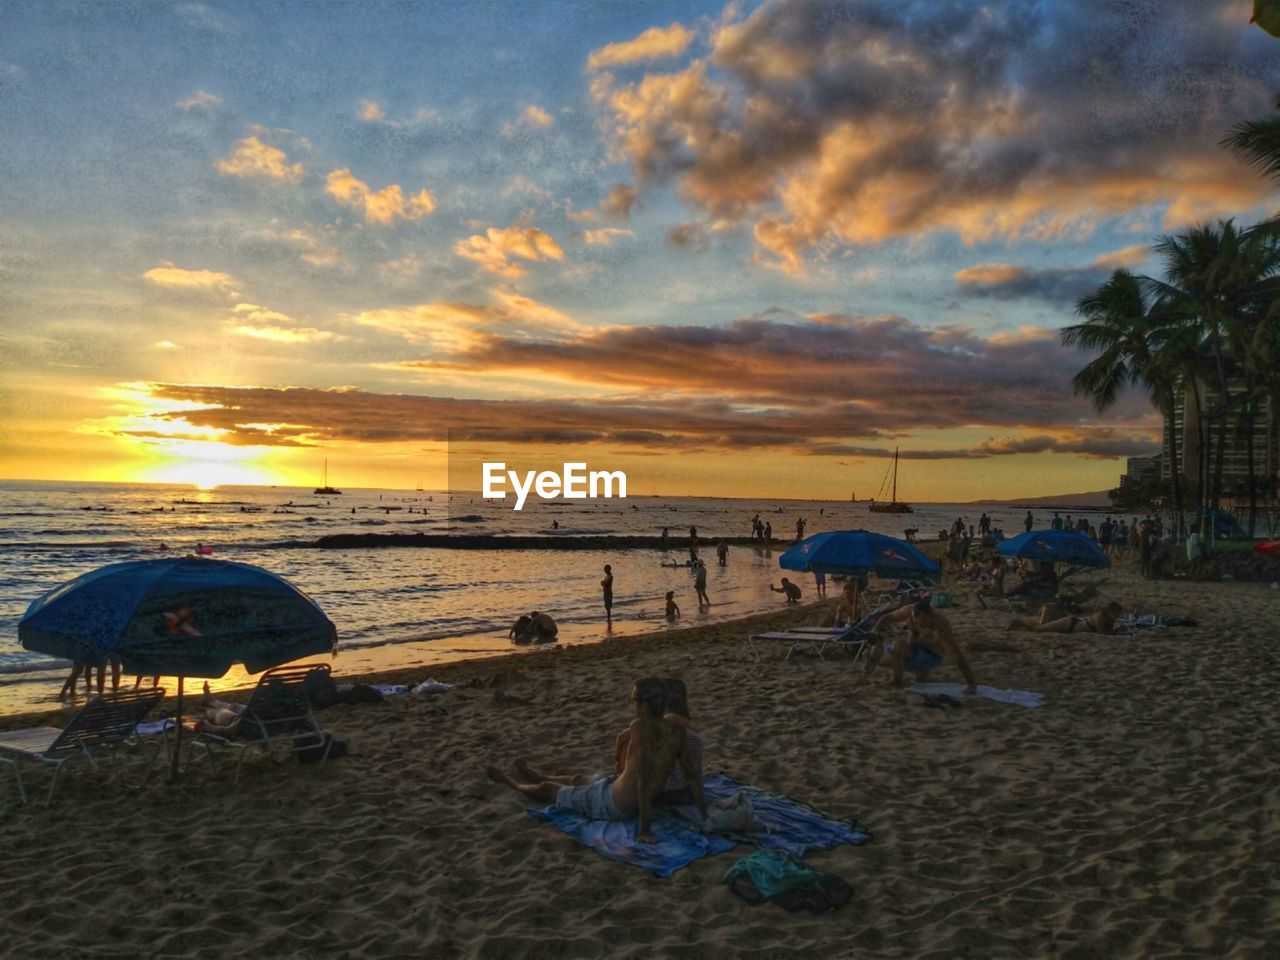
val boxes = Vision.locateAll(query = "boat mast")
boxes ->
[891,447,898,503]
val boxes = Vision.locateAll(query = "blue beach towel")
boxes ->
[526,772,871,877]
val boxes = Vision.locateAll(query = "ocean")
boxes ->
[0,480,1109,714]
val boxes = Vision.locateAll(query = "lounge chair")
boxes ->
[192,663,334,782]
[0,687,166,805]
[749,605,892,663]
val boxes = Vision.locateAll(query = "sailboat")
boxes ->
[868,447,912,514]
[314,459,342,495]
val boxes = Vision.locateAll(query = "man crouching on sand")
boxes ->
[866,599,977,695]
[486,678,706,843]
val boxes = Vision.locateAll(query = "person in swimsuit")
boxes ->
[601,564,614,624]
[866,599,977,693]
[487,678,706,842]
[665,591,680,619]
[693,560,710,607]
[1007,600,1123,634]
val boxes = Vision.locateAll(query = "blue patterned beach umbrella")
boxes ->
[779,530,941,581]
[996,530,1110,569]
[20,557,337,678]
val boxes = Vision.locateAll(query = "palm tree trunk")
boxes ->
[1165,393,1184,537]
[1245,391,1258,539]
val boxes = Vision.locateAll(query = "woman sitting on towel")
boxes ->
[1007,600,1123,635]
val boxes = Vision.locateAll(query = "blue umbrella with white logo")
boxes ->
[779,530,941,581]
[996,530,1110,569]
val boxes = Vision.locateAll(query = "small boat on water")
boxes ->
[868,447,913,514]
[315,459,342,496]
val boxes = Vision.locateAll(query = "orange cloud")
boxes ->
[590,2,1278,271]
[503,105,554,136]
[215,135,304,182]
[226,303,334,343]
[358,99,385,121]
[454,224,564,277]
[143,263,239,297]
[325,168,437,225]
[588,22,695,70]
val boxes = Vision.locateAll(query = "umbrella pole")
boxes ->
[169,675,185,782]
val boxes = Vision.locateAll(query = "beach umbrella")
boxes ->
[779,530,941,581]
[996,530,1111,569]
[20,557,337,778]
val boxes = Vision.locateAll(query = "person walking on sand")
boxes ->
[693,559,710,607]
[763,521,772,545]
[1024,510,1034,532]
[486,678,706,844]
[601,564,614,624]
[866,599,977,694]
[795,517,806,542]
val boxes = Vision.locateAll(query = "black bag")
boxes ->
[295,731,347,762]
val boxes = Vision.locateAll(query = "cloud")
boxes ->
[454,224,564,276]
[215,135,304,182]
[376,307,1155,441]
[176,90,221,110]
[349,289,579,352]
[602,183,638,219]
[358,99,386,122]
[587,22,696,70]
[1090,244,1152,271]
[376,254,424,282]
[325,168,437,225]
[580,227,633,246]
[154,340,178,349]
[590,0,1280,271]
[226,303,333,343]
[954,255,1125,303]
[143,263,239,297]
[502,105,554,136]
[130,374,1155,459]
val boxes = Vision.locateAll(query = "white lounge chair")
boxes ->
[0,687,166,805]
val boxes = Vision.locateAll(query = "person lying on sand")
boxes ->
[1007,600,1124,635]
[487,678,706,843]
[866,599,977,694]
[197,681,246,733]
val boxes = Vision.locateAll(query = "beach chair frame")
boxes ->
[193,663,333,783]
[748,624,877,663]
[0,687,166,805]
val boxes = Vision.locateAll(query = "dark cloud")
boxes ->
[135,312,1158,459]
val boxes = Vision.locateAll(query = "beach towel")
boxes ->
[911,682,1045,709]
[723,848,853,913]
[526,772,871,877]
[371,684,408,696]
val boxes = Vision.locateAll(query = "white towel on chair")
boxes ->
[911,682,1045,708]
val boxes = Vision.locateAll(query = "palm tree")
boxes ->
[1144,221,1280,536]
[1223,98,1280,186]
[1062,269,1188,534]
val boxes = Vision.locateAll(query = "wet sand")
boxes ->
[0,562,1276,958]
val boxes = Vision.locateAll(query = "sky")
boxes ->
[2,0,1278,500]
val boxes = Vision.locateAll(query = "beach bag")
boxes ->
[702,790,765,834]
[929,590,953,609]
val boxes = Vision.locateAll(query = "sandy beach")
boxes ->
[0,561,1276,959]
